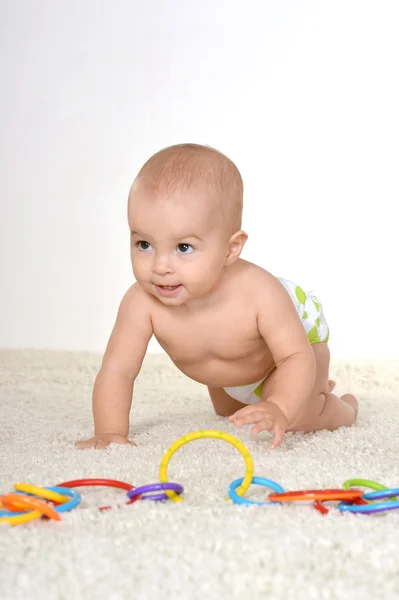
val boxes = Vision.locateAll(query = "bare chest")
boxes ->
[151,302,271,386]
[154,311,259,359]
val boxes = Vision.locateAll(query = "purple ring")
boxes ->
[363,487,399,501]
[126,482,184,501]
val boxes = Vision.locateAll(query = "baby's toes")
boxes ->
[328,380,336,393]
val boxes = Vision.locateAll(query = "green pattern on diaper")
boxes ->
[254,382,263,398]
[295,286,307,305]
[307,326,321,344]
[279,278,330,346]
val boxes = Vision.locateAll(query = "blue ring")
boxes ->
[228,476,285,506]
[0,486,81,517]
[362,487,399,501]
[338,499,399,514]
[338,487,399,513]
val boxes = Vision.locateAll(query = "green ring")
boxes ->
[343,478,387,491]
[343,478,397,503]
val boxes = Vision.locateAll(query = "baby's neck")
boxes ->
[181,261,241,312]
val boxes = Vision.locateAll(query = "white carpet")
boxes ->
[1,349,399,600]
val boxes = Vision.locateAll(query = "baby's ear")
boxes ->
[225,230,248,265]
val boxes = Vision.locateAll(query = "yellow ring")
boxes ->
[159,430,254,502]
[13,483,69,505]
[0,510,42,526]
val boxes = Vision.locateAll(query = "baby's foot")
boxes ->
[341,393,359,420]
[328,380,336,392]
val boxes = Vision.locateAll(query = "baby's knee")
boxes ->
[214,406,234,417]
[208,387,244,417]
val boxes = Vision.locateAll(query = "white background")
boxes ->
[1,0,398,358]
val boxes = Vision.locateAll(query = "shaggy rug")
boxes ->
[1,349,399,600]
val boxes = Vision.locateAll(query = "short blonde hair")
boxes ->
[133,143,243,233]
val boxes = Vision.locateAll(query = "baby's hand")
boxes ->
[229,401,289,448]
[75,433,136,450]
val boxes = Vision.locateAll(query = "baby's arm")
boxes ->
[75,284,153,449]
[230,275,316,446]
[256,278,317,423]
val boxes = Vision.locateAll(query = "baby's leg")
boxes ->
[208,386,247,417]
[291,391,358,432]
[286,342,358,432]
[208,343,358,431]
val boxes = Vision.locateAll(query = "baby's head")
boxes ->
[128,143,247,305]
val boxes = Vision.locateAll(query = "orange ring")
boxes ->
[1,494,61,521]
[269,488,364,503]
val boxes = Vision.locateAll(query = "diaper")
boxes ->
[223,278,330,405]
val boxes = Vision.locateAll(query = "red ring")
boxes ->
[57,478,141,512]
[313,500,329,515]
[313,496,369,515]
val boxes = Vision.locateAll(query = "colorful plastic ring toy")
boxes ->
[342,478,388,492]
[228,476,284,506]
[0,492,63,514]
[362,488,399,501]
[127,482,184,501]
[0,486,80,518]
[13,483,70,505]
[269,489,364,503]
[57,478,141,512]
[159,430,254,503]
[1,493,61,521]
[342,478,397,502]
[0,507,42,526]
[338,496,399,514]
[42,486,80,513]
[313,477,383,515]
[313,496,369,516]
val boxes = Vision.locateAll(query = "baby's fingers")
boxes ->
[249,420,285,448]
[228,406,251,422]
[230,408,266,427]
[250,419,273,435]
[270,426,285,449]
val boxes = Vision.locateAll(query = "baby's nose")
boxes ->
[152,254,174,275]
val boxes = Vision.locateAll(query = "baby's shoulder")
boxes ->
[231,260,287,306]
[122,282,156,313]
[232,259,277,289]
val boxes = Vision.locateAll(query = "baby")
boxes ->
[76,143,358,450]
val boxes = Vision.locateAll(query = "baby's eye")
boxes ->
[137,241,152,251]
[177,243,194,254]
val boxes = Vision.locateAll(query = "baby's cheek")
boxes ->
[132,262,148,284]
[189,272,216,293]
